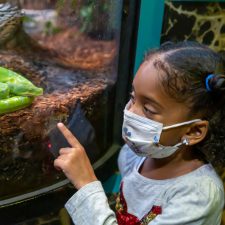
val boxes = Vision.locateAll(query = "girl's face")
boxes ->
[129,60,195,146]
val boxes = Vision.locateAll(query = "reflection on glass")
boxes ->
[0,0,122,203]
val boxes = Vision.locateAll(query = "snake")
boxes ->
[0,3,43,115]
[0,66,43,115]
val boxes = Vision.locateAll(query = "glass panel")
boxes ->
[0,0,123,203]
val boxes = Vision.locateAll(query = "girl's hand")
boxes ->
[54,123,98,190]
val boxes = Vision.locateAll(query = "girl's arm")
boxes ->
[65,181,118,225]
[54,123,118,225]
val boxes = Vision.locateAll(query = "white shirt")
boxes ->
[65,144,224,225]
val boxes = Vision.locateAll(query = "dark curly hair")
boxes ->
[144,41,225,170]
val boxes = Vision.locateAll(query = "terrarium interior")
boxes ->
[0,0,122,203]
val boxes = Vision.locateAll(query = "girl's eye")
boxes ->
[143,106,157,115]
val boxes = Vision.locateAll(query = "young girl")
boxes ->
[54,41,225,225]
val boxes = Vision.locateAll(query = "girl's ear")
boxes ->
[182,121,209,146]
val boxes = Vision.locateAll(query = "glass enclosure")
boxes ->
[0,0,124,206]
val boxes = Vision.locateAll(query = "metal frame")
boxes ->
[134,0,165,73]
[112,0,140,144]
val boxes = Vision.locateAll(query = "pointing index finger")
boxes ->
[57,123,82,148]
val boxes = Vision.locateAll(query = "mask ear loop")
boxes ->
[163,119,202,130]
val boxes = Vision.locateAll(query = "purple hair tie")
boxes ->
[205,74,214,92]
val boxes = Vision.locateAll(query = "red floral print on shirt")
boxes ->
[115,182,162,225]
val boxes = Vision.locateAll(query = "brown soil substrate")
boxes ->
[0,79,106,140]
[31,27,117,71]
[0,50,109,141]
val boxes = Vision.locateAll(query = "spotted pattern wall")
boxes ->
[161,1,225,51]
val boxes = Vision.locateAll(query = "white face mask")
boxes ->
[122,102,201,158]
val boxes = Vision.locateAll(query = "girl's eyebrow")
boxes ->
[132,85,163,110]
